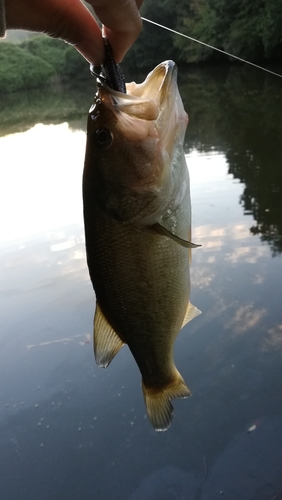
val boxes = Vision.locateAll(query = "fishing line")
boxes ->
[141,17,282,79]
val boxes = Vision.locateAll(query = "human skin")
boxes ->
[5,0,143,65]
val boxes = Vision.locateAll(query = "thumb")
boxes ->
[5,0,105,65]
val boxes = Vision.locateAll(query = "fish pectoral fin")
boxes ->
[142,369,191,431]
[151,223,201,249]
[94,303,124,368]
[181,302,201,328]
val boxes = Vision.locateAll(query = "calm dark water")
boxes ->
[1,63,282,500]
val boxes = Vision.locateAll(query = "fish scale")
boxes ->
[84,205,189,346]
[83,60,201,430]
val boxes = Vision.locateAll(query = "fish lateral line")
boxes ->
[151,223,201,248]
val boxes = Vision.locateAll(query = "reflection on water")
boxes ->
[2,65,282,254]
[182,64,282,256]
[0,123,85,243]
[0,82,91,136]
[1,64,282,499]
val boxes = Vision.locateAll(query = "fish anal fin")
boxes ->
[142,369,191,431]
[151,223,201,249]
[94,303,124,368]
[181,302,201,328]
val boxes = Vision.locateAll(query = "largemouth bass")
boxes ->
[83,60,200,431]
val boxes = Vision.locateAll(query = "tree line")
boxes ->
[0,36,91,94]
[125,0,282,69]
[1,0,282,93]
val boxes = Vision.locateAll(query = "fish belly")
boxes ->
[84,201,190,381]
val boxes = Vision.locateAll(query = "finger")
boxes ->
[46,0,105,65]
[5,0,105,65]
[89,0,143,62]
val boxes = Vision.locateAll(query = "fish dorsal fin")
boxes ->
[151,223,201,249]
[94,303,124,368]
[182,302,201,328]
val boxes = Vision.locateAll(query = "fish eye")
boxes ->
[94,127,113,149]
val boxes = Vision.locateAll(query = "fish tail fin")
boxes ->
[142,369,191,431]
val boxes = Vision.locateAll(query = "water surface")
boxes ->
[1,65,282,500]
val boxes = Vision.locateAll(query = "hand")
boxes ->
[5,0,143,65]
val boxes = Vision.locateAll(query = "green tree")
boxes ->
[260,0,282,58]
[0,43,55,93]
[123,0,187,73]
[224,0,265,60]
[173,0,282,63]
[62,46,92,80]
[22,36,67,73]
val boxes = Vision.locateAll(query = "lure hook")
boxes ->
[90,38,126,93]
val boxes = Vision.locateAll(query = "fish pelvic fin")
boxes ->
[151,223,201,249]
[181,302,201,329]
[94,303,124,368]
[142,369,191,431]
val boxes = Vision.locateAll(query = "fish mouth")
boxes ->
[98,60,177,100]
[123,60,178,104]
[95,60,178,122]
[140,60,177,103]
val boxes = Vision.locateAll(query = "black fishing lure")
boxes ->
[90,38,126,94]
